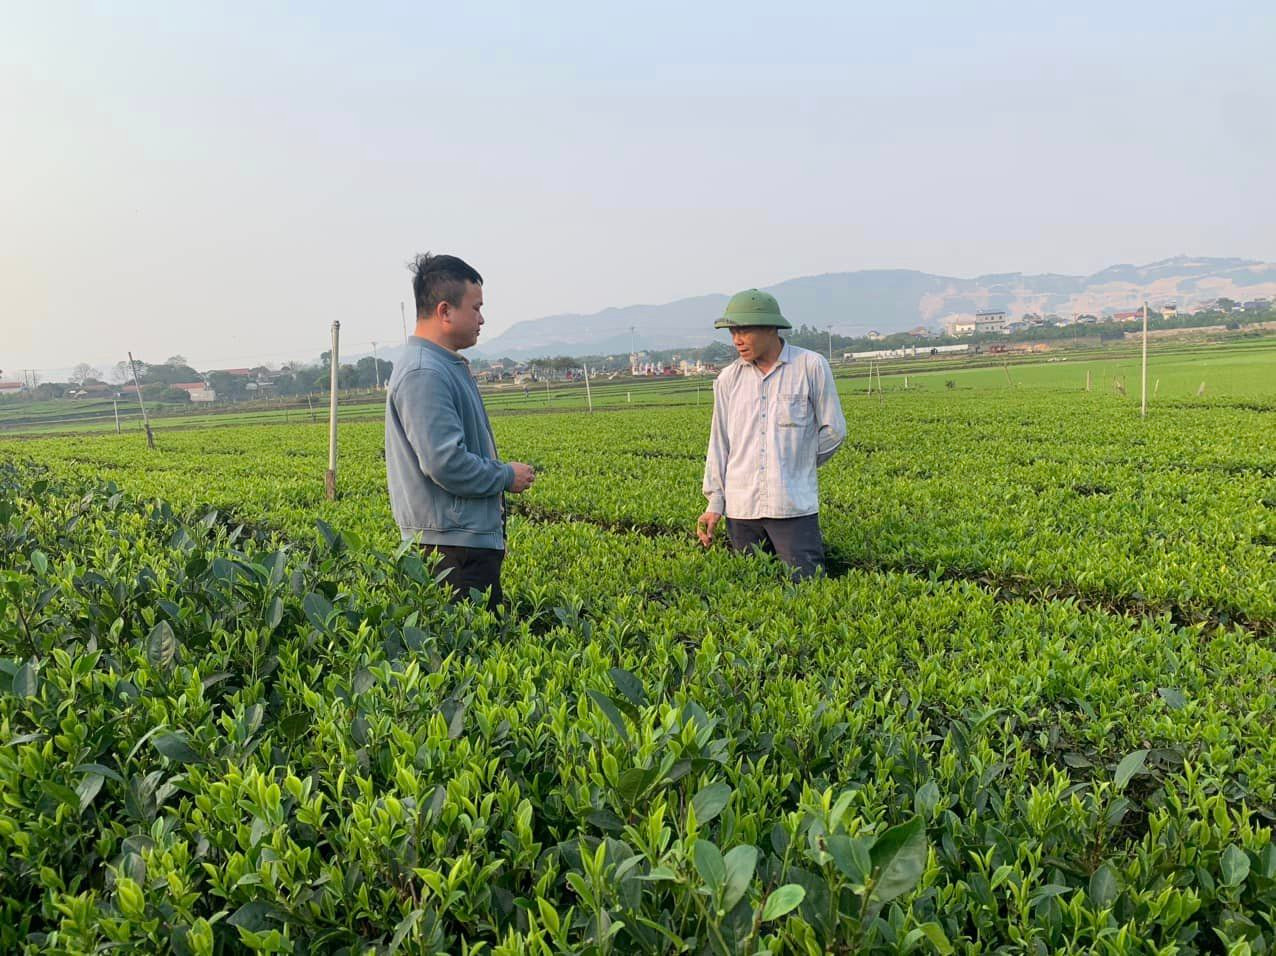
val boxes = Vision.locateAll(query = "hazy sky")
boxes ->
[3,1,1274,375]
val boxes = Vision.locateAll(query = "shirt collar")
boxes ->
[410,335,467,364]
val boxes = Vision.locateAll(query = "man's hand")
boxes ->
[508,462,535,493]
[695,511,722,548]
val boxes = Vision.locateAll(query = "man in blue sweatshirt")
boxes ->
[386,253,535,610]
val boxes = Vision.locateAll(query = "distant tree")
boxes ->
[71,363,100,385]
[143,362,201,385]
[161,387,192,404]
[207,371,249,401]
[112,360,135,384]
[165,355,188,367]
[354,356,392,388]
[699,339,740,362]
[1216,297,1238,311]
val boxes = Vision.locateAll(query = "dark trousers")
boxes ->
[725,514,826,580]
[422,545,505,611]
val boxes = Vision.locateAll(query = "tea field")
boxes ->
[0,350,1274,953]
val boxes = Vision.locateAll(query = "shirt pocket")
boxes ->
[775,393,811,428]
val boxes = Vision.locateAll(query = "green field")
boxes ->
[4,338,1273,439]
[0,339,1273,952]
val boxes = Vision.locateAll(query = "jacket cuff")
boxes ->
[706,493,726,515]
[502,463,517,491]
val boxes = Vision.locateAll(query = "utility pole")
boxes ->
[326,321,340,499]
[401,301,408,345]
[826,326,833,364]
[371,341,381,389]
[1140,300,1148,418]
[582,365,593,412]
[127,352,156,449]
[112,397,121,434]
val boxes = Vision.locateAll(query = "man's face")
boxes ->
[729,326,779,363]
[441,281,484,350]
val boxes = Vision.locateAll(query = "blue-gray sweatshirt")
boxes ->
[385,337,514,549]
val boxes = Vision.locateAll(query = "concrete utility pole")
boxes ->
[112,398,121,434]
[582,365,593,412]
[371,341,381,389]
[1140,300,1148,418]
[401,302,408,345]
[826,326,833,364]
[127,352,155,449]
[326,321,340,499]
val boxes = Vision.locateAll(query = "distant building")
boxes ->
[171,382,216,402]
[1162,304,1178,318]
[974,310,1008,334]
[907,325,931,338]
[1112,310,1143,322]
[866,330,884,341]
[946,315,977,336]
[0,382,27,395]
[1244,298,1271,312]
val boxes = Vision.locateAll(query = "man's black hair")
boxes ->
[410,253,483,319]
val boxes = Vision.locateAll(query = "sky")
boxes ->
[3,1,1274,377]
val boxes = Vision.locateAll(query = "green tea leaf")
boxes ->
[153,731,203,764]
[12,659,38,698]
[721,844,758,911]
[760,883,805,921]
[266,596,284,632]
[692,839,725,892]
[1089,863,1118,906]
[1113,749,1149,789]
[1221,844,1250,887]
[586,690,630,743]
[869,816,927,904]
[828,833,872,883]
[919,922,954,954]
[302,592,334,631]
[146,621,177,671]
[690,781,732,825]
[609,667,646,707]
[1157,687,1186,709]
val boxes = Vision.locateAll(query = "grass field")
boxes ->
[0,337,1273,952]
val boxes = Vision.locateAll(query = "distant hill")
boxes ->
[473,256,1276,359]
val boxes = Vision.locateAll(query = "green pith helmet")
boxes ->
[714,289,792,329]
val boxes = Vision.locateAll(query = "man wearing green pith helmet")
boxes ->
[697,289,847,579]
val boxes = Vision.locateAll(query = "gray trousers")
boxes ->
[725,514,826,580]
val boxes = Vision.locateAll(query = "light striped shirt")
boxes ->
[703,342,847,519]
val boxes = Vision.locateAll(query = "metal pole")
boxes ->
[127,352,155,449]
[1140,301,1148,418]
[326,321,340,499]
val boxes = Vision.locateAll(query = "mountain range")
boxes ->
[473,256,1276,360]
